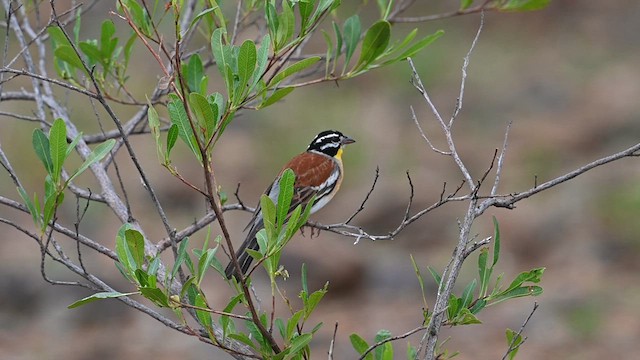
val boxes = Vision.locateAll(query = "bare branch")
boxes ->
[344,166,380,224]
[358,325,428,360]
[328,322,339,360]
[451,11,484,125]
[480,141,640,214]
[501,302,539,360]
[491,121,512,196]
[408,57,474,188]
[411,105,450,155]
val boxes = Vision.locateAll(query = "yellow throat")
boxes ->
[335,147,344,161]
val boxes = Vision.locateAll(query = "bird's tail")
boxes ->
[224,220,263,280]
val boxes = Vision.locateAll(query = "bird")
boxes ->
[225,130,356,280]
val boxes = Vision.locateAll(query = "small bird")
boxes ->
[225,130,355,279]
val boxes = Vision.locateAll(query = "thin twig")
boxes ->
[328,322,339,360]
[411,105,450,155]
[501,302,539,360]
[344,166,380,224]
[358,325,428,360]
[491,120,512,196]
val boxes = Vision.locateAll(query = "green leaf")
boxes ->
[342,15,361,72]
[42,190,63,230]
[410,254,429,312]
[504,267,545,293]
[349,333,372,359]
[275,317,286,341]
[166,124,179,158]
[298,0,314,31]
[407,343,417,360]
[32,129,53,174]
[303,283,328,321]
[276,168,295,231]
[447,294,461,321]
[121,0,151,36]
[196,247,218,287]
[374,330,393,360]
[49,118,67,184]
[489,286,543,305]
[260,194,277,241]
[492,216,501,267]
[188,92,216,141]
[68,291,138,309]
[252,34,271,91]
[140,287,170,307]
[505,328,524,360]
[332,21,343,64]
[461,279,477,309]
[211,28,233,92]
[265,2,279,48]
[115,223,137,277]
[194,292,212,329]
[65,133,82,159]
[171,237,190,279]
[313,0,337,21]
[286,310,304,341]
[386,28,417,55]
[54,45,86,72]
[460,0,474,10]
[73,8,81,44]
[125,228,145,269]
[236,40,257,100]
[123,33,136,69]
[427,265,442,286]
[167,96,201,162]
[67,139,116,184]
[147,105,163,161]
[288,333,312,357]
[148,256,160,276]
[185,54,204,93]
[100,20,117,58]
[220,293,243,336]
[455,308,482,325]
[283,205,303,242]
[260,87,295,108]
[296,195,314,229]
[187,6,219,34]
[301,263,309,297]
[470,298,486,314]
[499,0,551,11]
[17,187,40,226]
[79,41,101,67]
[478,247,491,297]
[276,0,295,48]
[353,20,391,72]
[228,333,256,349]
[381,30,444,66]
[268,57,321,87]
[321,30,334,76]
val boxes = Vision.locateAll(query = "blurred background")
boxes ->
[2,1,640,359]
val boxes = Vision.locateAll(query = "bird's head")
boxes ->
[307,130,355,159]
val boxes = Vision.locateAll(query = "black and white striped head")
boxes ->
[307,130,355,157]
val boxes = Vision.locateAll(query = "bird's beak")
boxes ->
[341,136,356,145]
